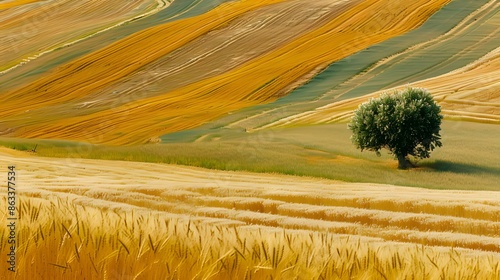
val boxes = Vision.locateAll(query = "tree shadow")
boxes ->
[419,160,500,175]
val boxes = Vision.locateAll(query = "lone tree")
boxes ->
[348,87,443,169]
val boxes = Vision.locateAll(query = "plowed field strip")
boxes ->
[0,0,164,72]
[3,149,499,252]
[11,0,357,124]
[0,0,287,114]
[266,46,499,128]
[319,0,499,102]
[0,0,237,92]
[193,0,494,138]
[0,0,40,10]
[0,0,450,144]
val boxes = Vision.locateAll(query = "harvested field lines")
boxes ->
[0,0,237,92]
[0,0,40,10]
[263,46,500,128]
[0,0,450,144]
[332,0,499,101]
[190,0,497,137]
[0,0,168,73]
[45,0,361,121]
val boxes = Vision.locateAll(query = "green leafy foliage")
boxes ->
[349,87,443,168]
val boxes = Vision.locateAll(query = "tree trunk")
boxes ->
[397,155,412,169]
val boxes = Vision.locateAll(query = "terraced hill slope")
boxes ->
[0,0,452,144]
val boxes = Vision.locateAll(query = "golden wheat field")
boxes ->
[0,149,499,279]
[0,0,499,279]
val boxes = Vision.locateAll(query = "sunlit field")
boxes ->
[0,150,499,279]
[0,0,499,279]
[0,0,451,144]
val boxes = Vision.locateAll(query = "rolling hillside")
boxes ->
[0,1,499,278]
[0,0,454,144]
[258,46,500,128]
[173,0,498,140]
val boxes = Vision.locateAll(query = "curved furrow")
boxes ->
[0,0,41,10]
[0,0,450,144]
[377,11,499,91]
[189,0,495,140]
[0,0,168,74]
[259,45,500,129]
[0,0,288,122]
[318,0,498,102]
[0,0,239,93]
[5,0,354,124]
[74,0,344,112]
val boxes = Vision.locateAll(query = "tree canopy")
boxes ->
[348,87,443,169]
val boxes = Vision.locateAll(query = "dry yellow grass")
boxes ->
[0,0,451,144]
[2,196,499,279]
[0,149,500,273]
[0,149,499,279]
[0,0,40,10]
